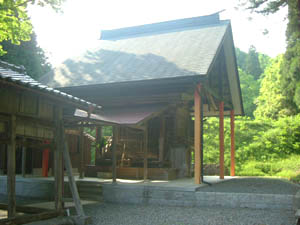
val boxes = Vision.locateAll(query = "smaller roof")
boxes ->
[75,104,167,126]
[0,61,101,111]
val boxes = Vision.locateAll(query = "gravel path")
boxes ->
[83,203,295,225]
[0,194,47,205]
[199,177,300,195]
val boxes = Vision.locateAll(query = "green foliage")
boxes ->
[245,45,263,80]
[254,55,287,118]
[239,0,287,15]
[203,115,300,177]
[235,47,271,117]
[235,48,248,71]
[237,155,300,182]
[240,0,300,115]
[239,68,260,117]
[0,32,51,79]
[280,0,300,114]
[0,0,64,55]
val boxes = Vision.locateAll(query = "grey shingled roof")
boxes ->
[0,61,101,110]
[40,13,230,88]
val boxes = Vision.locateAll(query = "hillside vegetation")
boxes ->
[204,47,300,183]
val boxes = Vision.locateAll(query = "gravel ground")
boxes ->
[0,194,47,205]
[199,177,300,195]
[82,203,295,225]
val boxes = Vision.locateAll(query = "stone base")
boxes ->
[103,183,295,210]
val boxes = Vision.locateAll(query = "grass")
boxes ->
[237,154,300,183]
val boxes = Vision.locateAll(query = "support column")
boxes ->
[219,101,225,179]
[158,116,165,162]
[230,110,235,176]
[7,115,16,218]
[21,142,26,178]
[143,124,148,181]
[96,126,102,160]
[54,107,63,212]
[79,128,85,179]
[112,126,117,183]
[42,144,50,177]
[194,84,202,184]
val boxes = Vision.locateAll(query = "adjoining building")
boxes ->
[40,12,244,184]
[0,60,111,223]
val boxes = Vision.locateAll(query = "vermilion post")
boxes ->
[230,110,235,176]
[194,84,202,184]
[42,141,50,177]
[219,101,224,179]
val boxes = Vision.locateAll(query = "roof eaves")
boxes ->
[0,60,102,111]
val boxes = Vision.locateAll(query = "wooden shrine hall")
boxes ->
[40,12,244,185]
[0,61,112,224]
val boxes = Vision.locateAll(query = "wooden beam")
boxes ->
[194,84,202,184]
[0,210,62,225]
[21,141,26,177]
[54,107,63,212]
[63,140,85,217]
[79,128,85,179]
[158,116,165,162]
[143,123,148,181]
[7,114,16,218]
[230,110,235,176]
[219,101,225,179]
[112,126,117,183]
[0,203,50,214]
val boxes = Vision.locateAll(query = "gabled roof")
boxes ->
[0,61,101,111]
[40,13,230,88]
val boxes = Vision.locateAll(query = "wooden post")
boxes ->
[143,124,148,181]
[194,84,202,184]
[54,107,63,212]
[63,140,85,217]
[7,115,16,218]
[230,110,235,176]
[219,101,225,179]
[96,126,102,160]
[21,143,26,178]
[158,116,165,162]
[42,148,49,177]
[79,128,85,179]
[112,126,117,183]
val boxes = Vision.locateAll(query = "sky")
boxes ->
[28,0,288,66]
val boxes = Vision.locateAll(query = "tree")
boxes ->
[236,48,248,71]
[254,55,288,119]
[245,45,263,80]
[0,0,64,55]
[239,68,260,117]
[0,31,51,79]
[239,0,300,114]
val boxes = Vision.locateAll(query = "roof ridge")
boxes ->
[101,12,221,40]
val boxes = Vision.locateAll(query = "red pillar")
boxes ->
[42,141,50,177]
[219,101,224,179]
[230,110,235,176]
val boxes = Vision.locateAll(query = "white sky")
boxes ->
[28,0,288,66]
